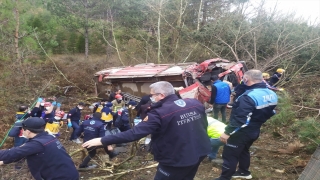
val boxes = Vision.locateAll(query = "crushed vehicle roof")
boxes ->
[94,58,234,79]
[94,62,196,79]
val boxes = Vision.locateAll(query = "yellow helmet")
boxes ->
[276,68,285,73]
[262,73,270,79]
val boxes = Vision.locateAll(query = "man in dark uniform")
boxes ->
[216,70,278,180]
[67,102,85,144]
[0,117,79,180]
[77,113,118,169]
[83,81,211,180]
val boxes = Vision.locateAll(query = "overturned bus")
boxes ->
[94,58,247,103]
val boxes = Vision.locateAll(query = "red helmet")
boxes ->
[44,102,52,107]
[55,110,65,118]
[115,94,122,99]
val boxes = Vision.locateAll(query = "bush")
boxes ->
[293,118,320,153]
[267,91,296,127]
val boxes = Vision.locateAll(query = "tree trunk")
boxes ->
[157,0,163,64]
[197,0,203,31]
[14,0,20,63]
[84,0,89,59]
[201,1,208,26]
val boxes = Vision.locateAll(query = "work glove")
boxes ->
[68,122,72,128]
[37,97,43,103]
[52,101,57,106]
[57,103,61,107]
[279,88,284,91]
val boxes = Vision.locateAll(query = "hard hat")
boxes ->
[262,73,270,78]
[115,94,122,99]
[276,68,285,73]
[44,102,52,107]
[55,110,65,118]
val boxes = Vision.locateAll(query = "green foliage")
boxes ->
[77,36,85,53]
[267,92,296,127]
[293,118,320,152]
[67,32,78,54]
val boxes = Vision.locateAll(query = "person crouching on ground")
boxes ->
[0,117,79,180]
[207,117,226,164]
[76,112,118,169]
[82,81,211,180]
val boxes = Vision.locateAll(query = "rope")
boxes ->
[0,79,52,147]
[0,100,37,147]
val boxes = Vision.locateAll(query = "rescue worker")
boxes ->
[45,110,65,137]
[0,117,79,180]
[67,102,85,144]
[269,68,285,86]
[83,81,211,180]
[9,100,42,170]
[111,94,125,127]
[114,101,136,132]
[111,94,125,113]
[209,75,231,123]
[207,117,226,164]
[216,70,278,180]
[262,73,284,91]
[108,89,123,102]
[42,102,54,122]
[33,98,46,117]
[100,101,114,129]
[136,94,152,118]
[9,99,43,147]
[77,112,118,169]
[93,98,108,113]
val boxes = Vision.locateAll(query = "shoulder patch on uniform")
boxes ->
[143,116,148,122]
[174,99,186,107]
[90,120,95,125]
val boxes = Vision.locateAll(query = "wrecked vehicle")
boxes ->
[94,58,247,103]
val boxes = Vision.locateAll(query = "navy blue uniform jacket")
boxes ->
[67,107,82,121]
[0,132,78,180]
[76,118,105,142]
[225,83,278,135]
[100,94,211,167]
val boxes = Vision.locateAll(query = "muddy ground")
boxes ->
[0,111,307,180]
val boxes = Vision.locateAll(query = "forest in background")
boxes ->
[1,0,320,153]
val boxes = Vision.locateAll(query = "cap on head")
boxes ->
[276,68,285,73]
[115,94,122,99]
[262,73,270,79]
[78,102,85,106]
[55,110,65,118]
[22,117,46,133]
[19,105,28,112]
[105,102,113,107]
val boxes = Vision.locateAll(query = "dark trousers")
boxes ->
[213,103,227,123]
[79,146,112,168]
[154,156,205,180]
[219,131,259,180]
[70,121,80,140]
